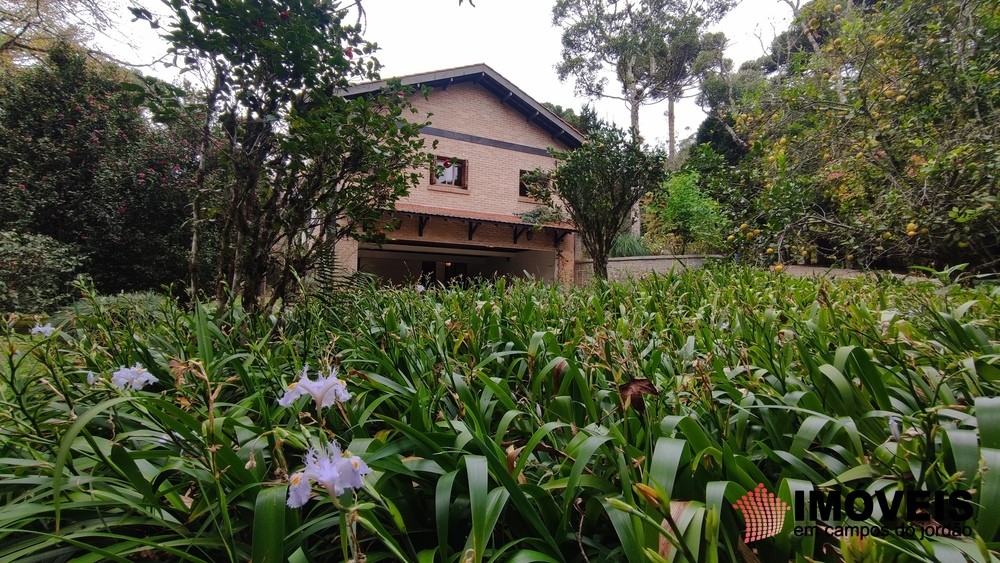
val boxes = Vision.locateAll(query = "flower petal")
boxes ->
[286,472,312,508]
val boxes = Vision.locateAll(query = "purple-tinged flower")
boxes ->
[286,441,371,508]
[415,284,426,293]
[889,415,901,441]
[110,363,157,391]
[278,365,352,410]
[30,323,55,337]
[86,371,96,386]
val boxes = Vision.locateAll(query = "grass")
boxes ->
[1,266,998,562]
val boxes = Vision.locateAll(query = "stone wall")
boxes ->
[574,255,719,285]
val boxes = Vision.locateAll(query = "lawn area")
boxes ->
[2,267,999,562]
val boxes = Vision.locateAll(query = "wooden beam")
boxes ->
[552,229,570,248]
[418,216,430,237]
[513,225,527,245]
[468,221,481,241]
[419,126,550,157]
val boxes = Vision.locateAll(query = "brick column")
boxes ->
[335,237,359,274]
[556,232,576,287]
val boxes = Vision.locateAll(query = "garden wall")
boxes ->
[574,255,719,285]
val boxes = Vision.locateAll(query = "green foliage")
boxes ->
[609,232,651,257]
[649,171,729,253]
[515,206,568,229]
[706,0,999,271]
[1,270,999,561]
[552,0,734,147]
[540,102,603,135]
[0,231,84,313]
[527,126,668,278]
[0,43,204,295]
[138,0,430,309]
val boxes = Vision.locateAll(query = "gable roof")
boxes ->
[342,63,585,149]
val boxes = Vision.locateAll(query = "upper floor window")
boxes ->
[431,156,467,188]
[519,169,549,199]
[519,170,531,197]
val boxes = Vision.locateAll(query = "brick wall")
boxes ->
[335,81,579,286]
[401,83,572,217]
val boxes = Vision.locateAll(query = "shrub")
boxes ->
[1,270,998,561]
[610,232,651,257]
[0,230,83,313]
[0,43,210,296]
[649,171,729,253]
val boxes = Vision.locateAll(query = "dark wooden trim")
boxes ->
[552,229,570,248]
[468,221,481,241]
[421,126,551,157]
[513,225,527,245]
[418,216,430,237]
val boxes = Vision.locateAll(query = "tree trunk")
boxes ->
[629,100,641,139]
[592,254,609,280]
[189,66,224,299]
[667,94,677,168]
[628,203,642,237]
[188,205,200,296]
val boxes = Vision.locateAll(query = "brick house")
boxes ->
[335,64,584,286]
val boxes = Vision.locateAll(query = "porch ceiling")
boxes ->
[391,203,575,232]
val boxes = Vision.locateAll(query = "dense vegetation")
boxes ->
[3,0,994,560]
[3,0,995,311]
[0,44,209,310]
[2,268,999,561]
[680,0,999,270]
[1,0,430,313]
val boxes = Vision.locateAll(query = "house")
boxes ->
[335,64,584,286]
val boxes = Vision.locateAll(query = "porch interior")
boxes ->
[358,241,555,285]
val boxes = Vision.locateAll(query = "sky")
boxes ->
[361,0,791,145]
[97,0,792,146]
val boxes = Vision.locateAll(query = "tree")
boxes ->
[552,0,734,163]
[541,102,604,135]
[0,0,128,65]
[648,170,728,253]
[135,0,431,309]
[0,43,203,294]
[527,126,668,279]
[724,0,998,271]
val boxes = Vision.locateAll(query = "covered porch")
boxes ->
[336,204,576,286]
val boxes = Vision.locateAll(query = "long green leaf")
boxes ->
[251,485,287,563]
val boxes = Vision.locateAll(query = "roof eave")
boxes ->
[341,64,585,148]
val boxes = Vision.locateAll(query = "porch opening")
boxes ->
[358,241,555,285]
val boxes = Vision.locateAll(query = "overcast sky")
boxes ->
[362,0,790,145]
[99,0,792,146]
